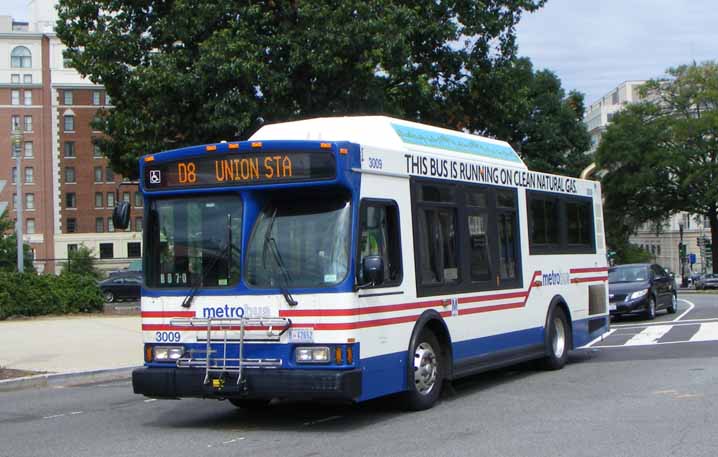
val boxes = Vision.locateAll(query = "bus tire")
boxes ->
[404,330,443,411]
[228,398,270,410]
[540,306,569,371]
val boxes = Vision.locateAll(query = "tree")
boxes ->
[62,245,101,279]
[596,61,718,271]
[454,57,591,176]
[56,0,546,178]
[0,211,35,273]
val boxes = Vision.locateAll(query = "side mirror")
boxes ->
[113,200,131,230]
[362,256,384,286]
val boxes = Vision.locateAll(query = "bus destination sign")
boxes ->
[143,151,336,191]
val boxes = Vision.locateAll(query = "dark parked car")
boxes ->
[99,273,142,303]
[608,263,678,319]
[695,274,718,290]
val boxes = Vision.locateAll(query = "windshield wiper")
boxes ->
[182,215,239,309]
[263,208,298,307]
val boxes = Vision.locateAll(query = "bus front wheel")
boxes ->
[404,330,443,411]
[540,306,569,370]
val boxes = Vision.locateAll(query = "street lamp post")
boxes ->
[11,126,24,273]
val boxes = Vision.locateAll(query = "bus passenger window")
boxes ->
[358,202,402,286]
[417,208,459,285]
[468,214,490,281]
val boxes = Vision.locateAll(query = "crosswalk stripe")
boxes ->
[688,322,718,342]
[624,325,673,346]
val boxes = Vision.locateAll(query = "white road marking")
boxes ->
[674,299,695,321]
[689,322,718,342]
[581,329,616,348]
[69,411,83,415]
[42,414,66,419]
[611,317,718,329]
[624,325,673,346]
[144,399,157,403]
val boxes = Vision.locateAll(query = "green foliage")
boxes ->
[596,61,718,272]
[0,210,35,273]
[614,243,653,265]
[62,245,101,279]
[55,0,554,178]
[0,271,104,320]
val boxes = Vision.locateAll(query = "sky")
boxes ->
[3,0,717,106]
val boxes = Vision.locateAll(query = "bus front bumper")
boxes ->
[132,367,362,401]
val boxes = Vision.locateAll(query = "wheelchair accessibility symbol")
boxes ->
[149,170,161,184]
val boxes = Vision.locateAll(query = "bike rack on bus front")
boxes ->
[169,317,292,385]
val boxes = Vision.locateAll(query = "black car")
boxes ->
[99,273,142,303]
[608,263,678,319]
[695,273,718,290]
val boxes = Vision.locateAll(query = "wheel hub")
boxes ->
[552,317,566,357]
[413,342,438,395]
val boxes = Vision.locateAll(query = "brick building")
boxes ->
[0,2,141,273]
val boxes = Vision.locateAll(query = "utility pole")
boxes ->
[11,126,24,273]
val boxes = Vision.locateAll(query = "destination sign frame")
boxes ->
[143,150,336,191]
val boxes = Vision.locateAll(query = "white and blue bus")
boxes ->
[124,116,609,410]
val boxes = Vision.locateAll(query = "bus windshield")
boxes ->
[146,194,242,288]
[246,192,352,289]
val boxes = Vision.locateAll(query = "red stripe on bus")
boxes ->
[141,311,195,318]
[459,301,525,315]
[570,276,608,284]
[570,267,609,274]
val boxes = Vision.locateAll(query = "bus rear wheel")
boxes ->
[541,306,569,370]
[404,330,443,411]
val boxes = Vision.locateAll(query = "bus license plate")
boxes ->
[290,327,314,343]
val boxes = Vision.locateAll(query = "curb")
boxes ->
[0,366,138,393]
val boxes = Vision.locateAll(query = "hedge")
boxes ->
[0,272,104,320]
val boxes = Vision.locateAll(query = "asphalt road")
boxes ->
[2,293,718,457]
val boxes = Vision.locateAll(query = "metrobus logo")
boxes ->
[201,305,272,319]
[542,271,570,286]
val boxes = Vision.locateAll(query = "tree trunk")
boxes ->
[710,206,718,274]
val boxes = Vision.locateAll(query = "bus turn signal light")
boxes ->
[320,142,331,149]
[205,145,217,151]
[335,347,343,364]
[346,346,353,364]
[251,141,262,148]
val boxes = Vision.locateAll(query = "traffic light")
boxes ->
[679,242,687,259]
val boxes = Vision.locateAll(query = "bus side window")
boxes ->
[358,201,402,287]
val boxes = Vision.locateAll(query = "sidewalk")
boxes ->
[0,315,143,385]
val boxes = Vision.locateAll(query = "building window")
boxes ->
[134,192,143,207]
[92,91,101,105]
[65,192,76,209]
[127,242,141,258]
[65,167,76,183]
[105,93,111,105]
[11,89,20,105]
[11,115,20,131]
[24,167,33,184]
[105,168,114,182]
[99,243,114,259]
[106,192,115,208]
[63,142,75,158]
[66,218,76,233]
[108,217,115,232]
[24,115,32,132]
[26,218,35,234]
[24,142,33,158]
[11,167,17,183]
[26,193,35,210]
[23,74,32,84]
[96,217,104,233]
[11,74,20,83]
[94,167,103,183]
[95,192,103,208]
[11,46,32,68]
[23,90,32,106]
[13,193,17,208]
[67,244,78,255]
[135,217,143,232]
[63,115,75,132]
[63,90,73,105]
[122,191,131,203]
[93,144,102,158]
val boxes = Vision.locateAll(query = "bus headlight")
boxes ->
[153,346,185,361]
[295,346,330,363]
